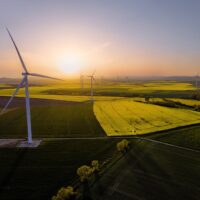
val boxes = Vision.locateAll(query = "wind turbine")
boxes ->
[196,73,199,89]
[88,71,95,101]
[0,28,62,145]
[80,73,84,91]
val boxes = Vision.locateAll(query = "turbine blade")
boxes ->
[28,73,63,81]
[6,28,28,73]
[0,77,26,114]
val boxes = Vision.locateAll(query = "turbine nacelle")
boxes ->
[88,70,96,101]
[22,72,28,76]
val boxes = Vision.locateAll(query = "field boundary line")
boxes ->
[135,137,200,153]
[1,135,200,154]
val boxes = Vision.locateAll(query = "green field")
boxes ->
[88,138,200,200]
[94,99,200,136]
[0,139,119,200]
[1,127,200,200]
[0,102,105,138]
[148,124,200,150]
[0,81,200,200]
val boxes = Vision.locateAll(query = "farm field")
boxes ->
[148,124,200,150]
[0,138,119,200]
[2,95,199,139]
[0,98,105,138]
[1,134,200,200]
[0,82,200,200]
[94,99,200,136]
[133,97,200,106]
[89,138,200,200]
[0,81,196,99]
[167,98,200,107]
[0,91,123,103]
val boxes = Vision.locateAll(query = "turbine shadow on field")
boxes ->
[0,149,27,196]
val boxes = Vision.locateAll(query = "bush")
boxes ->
[77,165,93,182]
[190,92,200,100]
[117,139,130,153]
[145,96,150,102]
[153,101,179,108]
[194,105,200,111]
[91,160,100,172]
[52,186,77,200]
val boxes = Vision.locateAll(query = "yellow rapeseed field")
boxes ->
[94,99,200,136]
[167,98,200,107]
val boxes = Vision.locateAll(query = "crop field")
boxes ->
[0,99,105,138]
[0,84,13,89]
[0,138,119,200]
[167,98,200,107]
[0,81,196,99]
[149,124,200,150]
[0,81,200,200]
[89,138,200,200]
[1,135,200,200]
[0,88,123,102]
[94,99,200,136]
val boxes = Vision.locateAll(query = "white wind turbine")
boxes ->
[0,28,62,145]
[88,71,95,101]
[80,73,84,91]
[196,73,199,89]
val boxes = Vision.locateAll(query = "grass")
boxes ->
[0,139,119,200]
[89,138,200,200]
[148,124,200,150]
[1,132,200,200]
[94,99,200,136]
[0,103,105,138]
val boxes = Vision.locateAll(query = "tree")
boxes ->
[77,165,93,182]
[145,96,150,102]
[91,160,100,172]
[194,105,200,111]
[117,139,130,153]
[52,186,77,200]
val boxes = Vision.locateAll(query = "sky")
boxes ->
[0,0,200,78]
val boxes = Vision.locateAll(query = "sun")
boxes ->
[59,54,81,75]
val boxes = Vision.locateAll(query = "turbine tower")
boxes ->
[88,71,95,101]
[196,73,199,89]
[0,28,62,145]
[80,73,84,91]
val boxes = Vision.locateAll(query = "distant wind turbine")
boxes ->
[80,73,84,91]
[196,73,199,89]
[0,28,62,145]
[88,71,95,101]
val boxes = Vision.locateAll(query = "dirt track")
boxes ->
[0,96,81,108]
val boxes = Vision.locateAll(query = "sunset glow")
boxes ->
[59,54,82,75]
[0,0,200,78]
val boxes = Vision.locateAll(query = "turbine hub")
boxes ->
[22,72,29,76]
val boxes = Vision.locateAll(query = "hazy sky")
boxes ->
[0,0,200,78]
